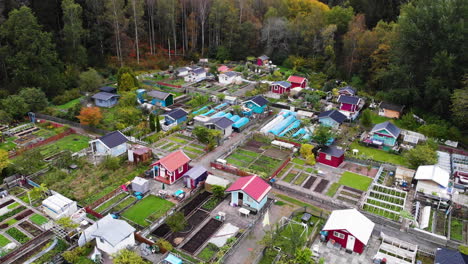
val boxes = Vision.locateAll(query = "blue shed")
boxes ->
[183,165,208,189]
[243,95,269,114]
[147,90,174,107]
[318,110,347,129]
[164,108,188,125]
[92,92,120,108]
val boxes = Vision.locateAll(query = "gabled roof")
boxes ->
[287,76,306,84]
[245,95,269,107]
[226,175,271,202]
[338,95,360,105]
[258,55,269,60]
[166,108,188,120]
[79,215,135,247]
[319,146,344,158]
[98,131,128,149]
[192,68,205,75]
[209,117,234,129]
[92,92,119,101]
[379,102,404,112]
[147,90,171,100]
[339,86,356,95]
[371,121,401,138]
[435,248,468,264]
[176,67,190,72]
[322,209,375,244]
[414,165,450,187]
[151,150,191,172]
[318,110,347,124]
[222,71,239,78]
[217,65,230,72]
[183,165,207,180]
[272,81,292,88]
[99,86,117,93]
[42,193,75,213]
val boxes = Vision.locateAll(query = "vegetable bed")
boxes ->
[6,227,30,244]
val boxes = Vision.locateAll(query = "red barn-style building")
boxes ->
[270,81,292,94]
[322,209,375,254]
[317,146,344,168]
[287,76,307,88]
[150,150,191,184]
[338,95,362,113]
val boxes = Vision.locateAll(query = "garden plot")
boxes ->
[335,186,364,205]
[122,195,175,227]
[225,141,292,178]
[362,184,407,221]
[277,157,317,187]
[181,218,223,254]
[36,134,90,159]
[153,133,206,160]
[93,192,134,214]
[338,171,373,191]
[165,209,210,246]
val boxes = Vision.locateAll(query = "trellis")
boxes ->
[361,183,408,221]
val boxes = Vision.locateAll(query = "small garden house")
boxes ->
[205,117,234,138]
[322,209,375,254]
[131,176,150,194]
[92,92,120,108]
[338,86,356,96]
[434,248,468,264]
[338,95,362,115]
[185,67,206,82]
[317,146,345,168]
[183,165,208,189]
[151,150,191,184]
[147,90,174,107]
[270,81,292,94]
[378,102,404,119]
[90,130,129,157]
[128,144,152,164]
[257,55,270,66]
[369,121,401,147]
[318,110,347,129]
[176,67,190,77]
[99,86,117,94]
[243,95,269,114]
[164,108,188,126]
[217,65,230,73]
[414,165,450,198]
[225,175,271,211]
[287,75,307,88]
[219,71,241,85]
[78,214,135,255]
[42,192,78,220]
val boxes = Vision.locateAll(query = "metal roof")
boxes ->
[414,165,450,187]
[223,71,239,78]
[99,86,117,93]
[287,75,306,84]
[319,146,344,157]
[183,165,207,179]
[166,108,188,120]
[98,131,128,149]
[435,248,468,264]
[226,175,271,202]
[258,55,269,60]
[371,121,401,138]
[245,95,269,107]
[92,92,119,101]
[318,110,347,124]
[210,117,234,129]
[42,193,75,213]
[339,86,356,95]
[272,81,292,88]
[192,68,205,75]
[322,209,375,245]
[147,90,171,100]
[79,215,135,247]
[380,102,404,112]
[338,95,360,105]
[151,150,191,172]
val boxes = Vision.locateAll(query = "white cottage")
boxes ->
[218,71,241,85]
[90,131,129,157]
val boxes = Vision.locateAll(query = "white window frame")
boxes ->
[333,231,345,239]
[178,166,183,173]
[325,155,332,161]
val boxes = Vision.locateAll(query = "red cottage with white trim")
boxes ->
[270,81,292,94]
[150,150,191,184]
[317,146,344,168]
[322,209,375,254]
[287,76,307,89]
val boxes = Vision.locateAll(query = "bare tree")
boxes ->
[105,0,125,65]
[196,0,210,56]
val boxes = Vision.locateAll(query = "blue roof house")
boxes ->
[90,131,129,157]
[164,108,188,125]
[369,121,401,147]
[147,90,174,107]
[205,117,234,139]
[243,95,269,114]
[318,110,347,129]
[92,92,120,108]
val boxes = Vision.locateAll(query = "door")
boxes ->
[237,192,244,206]
[346,235,355,251]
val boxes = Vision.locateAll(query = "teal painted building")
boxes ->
[318,110,347,129]
[225,175,271,212]
[370,121,401,146]
[243,95,269,114]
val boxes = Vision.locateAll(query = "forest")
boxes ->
[0,0,466,136]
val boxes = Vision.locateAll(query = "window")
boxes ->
[333,231,345,239]
[325,155,332,161]
[178,166,183,173]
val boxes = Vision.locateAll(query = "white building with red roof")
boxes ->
[225,175,271,211]
[150,150,191,184]
[287,75,308,88]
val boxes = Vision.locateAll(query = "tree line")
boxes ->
[0,0,466,132]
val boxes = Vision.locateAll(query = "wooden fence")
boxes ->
[8,128,75,158]
[86,186,122,209]
[155,81,182,89]
[210,162,253,177]
[84,207,104,219]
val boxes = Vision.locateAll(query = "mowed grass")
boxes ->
[350,141,408,166]
[29,214,49,225]
[37,134,90,157]
[0,234,11,247]
[326,183,341,197]
[95,193,128,213]
[122,195,174,226]
[338,172,373,191]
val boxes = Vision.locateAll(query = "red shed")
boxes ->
[150,150,191,184]
[287,76,307,88]
[317,146,344,168]
[257,55,269,66]
[270,81,292,94]
[322,209,375,254]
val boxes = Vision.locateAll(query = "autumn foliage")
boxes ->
[77,107,102,126]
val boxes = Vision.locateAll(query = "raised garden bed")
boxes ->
[314,179,329,193]
[19,221,42,237]
[6,227,30,244]
[293,173,309,186]
[166,209,210,246]
[337,196,358,205]
[95,192,128,213]
[14,209,34,221]
[7,202,19,210]
[282,172,297,183]
[181,192,210,216]
[181,218,223,254]
[0,200,15,209]
[340,191,362,199]
[29,214,48,226]
[326,183,341,197]
[0,206,26,223]
[0,234,10,247]
[197,243,219,261]
[450,218,463,241]
[201,197,222,211]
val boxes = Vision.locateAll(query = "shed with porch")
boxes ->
[225,175,271,211]
[150,150,191,184]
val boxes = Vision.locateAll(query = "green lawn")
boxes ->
[95,193,128,213]
[29,214,49,225]
[183,146,204,154]
[0,137,17,151]
[54,97,83,110]
[282,172,297,183]
[326,183,341,197]
[113,196,137,212]
[292,158,305,165]
[122,195,174,226]
[168,136,189,144]
[7,202,19,209]
[293,173,308,185]
[338,172,373,191]
[0,234,10,247]
[350,141,408,166]
[276,194,328,213]
[37,134,90,157]
[368,112,403,126]
[450,218,463,241]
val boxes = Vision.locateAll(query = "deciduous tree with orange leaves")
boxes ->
[77,107,102,126]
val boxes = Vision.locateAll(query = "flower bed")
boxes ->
[6,227,30,244]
